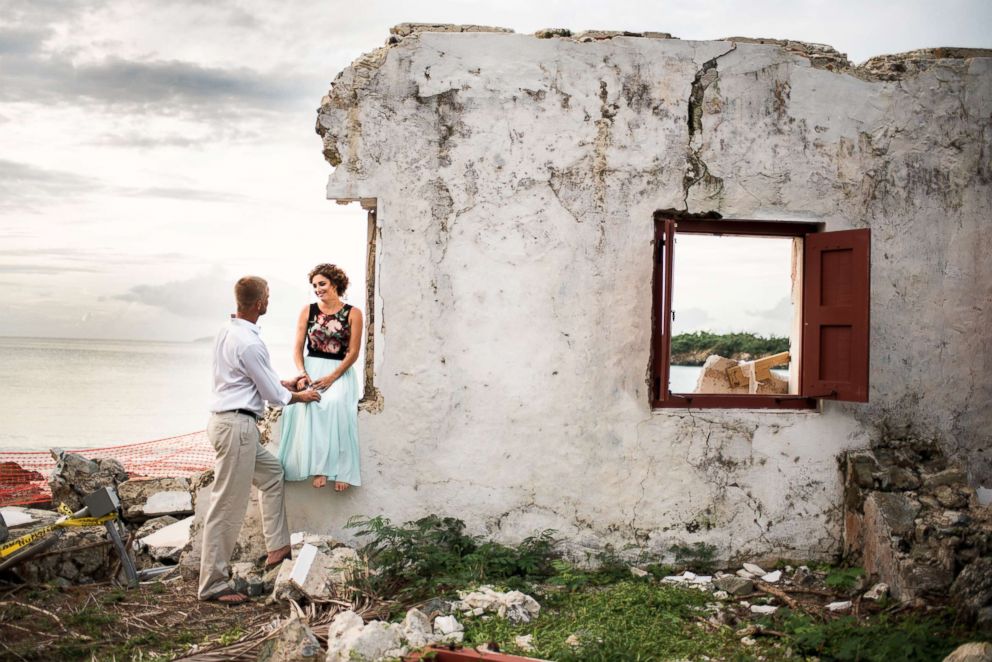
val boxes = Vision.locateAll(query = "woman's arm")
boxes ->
[292,305,310,384]
[315,307,364,389]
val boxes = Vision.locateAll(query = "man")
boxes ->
[198,276,321,604]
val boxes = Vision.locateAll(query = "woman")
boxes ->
[278,263,363,491]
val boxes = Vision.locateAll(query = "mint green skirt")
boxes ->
[277,356,361,485]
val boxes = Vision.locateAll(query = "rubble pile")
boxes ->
[844,437,992,626]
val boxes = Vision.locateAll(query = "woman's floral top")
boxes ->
[306,303,352,360]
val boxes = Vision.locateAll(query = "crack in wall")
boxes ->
[682,45,736,210]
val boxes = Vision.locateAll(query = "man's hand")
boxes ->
[290,388,321,405]
[281,374,309,392]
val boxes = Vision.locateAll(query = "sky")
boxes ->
[1,0,990,344]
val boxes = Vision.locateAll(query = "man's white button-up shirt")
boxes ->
[210,318,291,416]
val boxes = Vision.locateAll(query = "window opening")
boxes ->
[650,216,870,410]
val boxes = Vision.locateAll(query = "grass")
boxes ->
[463,580,757,660]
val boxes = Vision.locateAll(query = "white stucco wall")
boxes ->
[286,29,992,562]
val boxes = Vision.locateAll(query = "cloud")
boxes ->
[0,51,312,115]
[0,263,101,274]
[112,267,234,318]
[747,296,794,324]
[0,158,99,209]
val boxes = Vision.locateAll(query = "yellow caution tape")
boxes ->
[0,512,117,559]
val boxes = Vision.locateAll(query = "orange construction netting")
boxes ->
[0,431,214,507]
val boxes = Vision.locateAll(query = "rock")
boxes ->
[118,478,193,521]
[289,544,359,601]
[401,608,434,649]
[514,634,535,652]
[454,586,541,624]
[742,563,766,576]
[47,451,128,511]
[714,576,754,596]
[977,487,992,507]
[290,531,344,556]
[924,468,967,489]
[134,515,179,539]
[943,642,992,662]
[951,558,992,622]
[257,614,322,661]
[0,507,57,529]
[139,516,192,564]
[864,582,890,601]
[736,569,757,579]
[760,570,782,583]
[713,590,730,600]
[827,600,853,612]
[433,614,464,643]
[880,466,921,491]
[230,562,269,597]
[325,611,406,662]
[565,634,581,648]
[10,526,112,584]
[629,566,649,578]
[935,485,970,509]
[750,605,778,615]
[791,565,815,586]
[420,597,454,619]
[272,559,303,602]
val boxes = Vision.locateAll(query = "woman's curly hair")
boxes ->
[308,263,349,295]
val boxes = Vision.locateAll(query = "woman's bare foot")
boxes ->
[334,481,349,492]
[312,476,327,489]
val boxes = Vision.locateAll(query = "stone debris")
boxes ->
[289,531,343,556]
[48,450,128,511]
[453,585,541,624]
[863,582,890,601]
[629,566,649,578]
[742,563,766,576]
[257,614,321,661]
[750,604,778,615]
[117,477,193,521]
[565,633,581,647]
[760,570,782,583]
[230,561,272,597]
[0,507,47,528]
[433,614,465,644]
[843,438,992,614]
[134,515,189,565]
[514,634,535,652]
[400,608,433,649]
[714,576,754,595]
[288,543,359,601]
[271,559,303,603]
[325,610,406,662]
[827,600,853,612]
[662,571,714,588]
[942,641,992,662]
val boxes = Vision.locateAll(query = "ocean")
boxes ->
[0,337,779,452]
[0,336,295,451]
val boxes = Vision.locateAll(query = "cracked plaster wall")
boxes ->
[289,30,992,562]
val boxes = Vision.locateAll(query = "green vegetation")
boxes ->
[671,331,790,365]
[824,566,866,592]
[346,514,558,605]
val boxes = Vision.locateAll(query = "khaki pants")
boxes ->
[198,411,290,599]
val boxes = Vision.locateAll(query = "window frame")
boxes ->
[649,216,822,410]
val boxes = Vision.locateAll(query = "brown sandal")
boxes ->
[204,587,249,605]
[264,545,292,570]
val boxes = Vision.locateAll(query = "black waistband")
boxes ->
[218,408,260,420]
[307,349,346,360]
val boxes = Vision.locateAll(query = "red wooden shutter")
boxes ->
[650,219,676,403]
[801,229,871,402]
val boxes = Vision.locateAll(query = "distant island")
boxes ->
[671,331,790,366]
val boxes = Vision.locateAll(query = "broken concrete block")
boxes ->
[257,614,322,661]
[924,467,968,489]
[827,600,853,612]
[272,559,303,602]
[750,605,778,615]
[289,531,343,556]
[714,576,754,595]
[863,582,890,601]
[742,563,766,576]
[943,642,992,662]
[288,543,358,600]
[47,450,128,511]
[433,614,464,644]
[401,608,434,649]
[761,570,782,583]
[138,515,192,564]
[325,611,405,662]
[230,561,270,597]
[118,477,193,521]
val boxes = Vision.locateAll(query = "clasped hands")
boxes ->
[287,373,336,392]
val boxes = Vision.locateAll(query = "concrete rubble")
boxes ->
[117,477,193,520]
[325,611,406,662]
[693,355,788,395]
[47,450,128,511]
[942,642,992,662]
[843,437,992,626]
[288,543,359,601]
[257,614,322,661]
[452,585,541,624]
